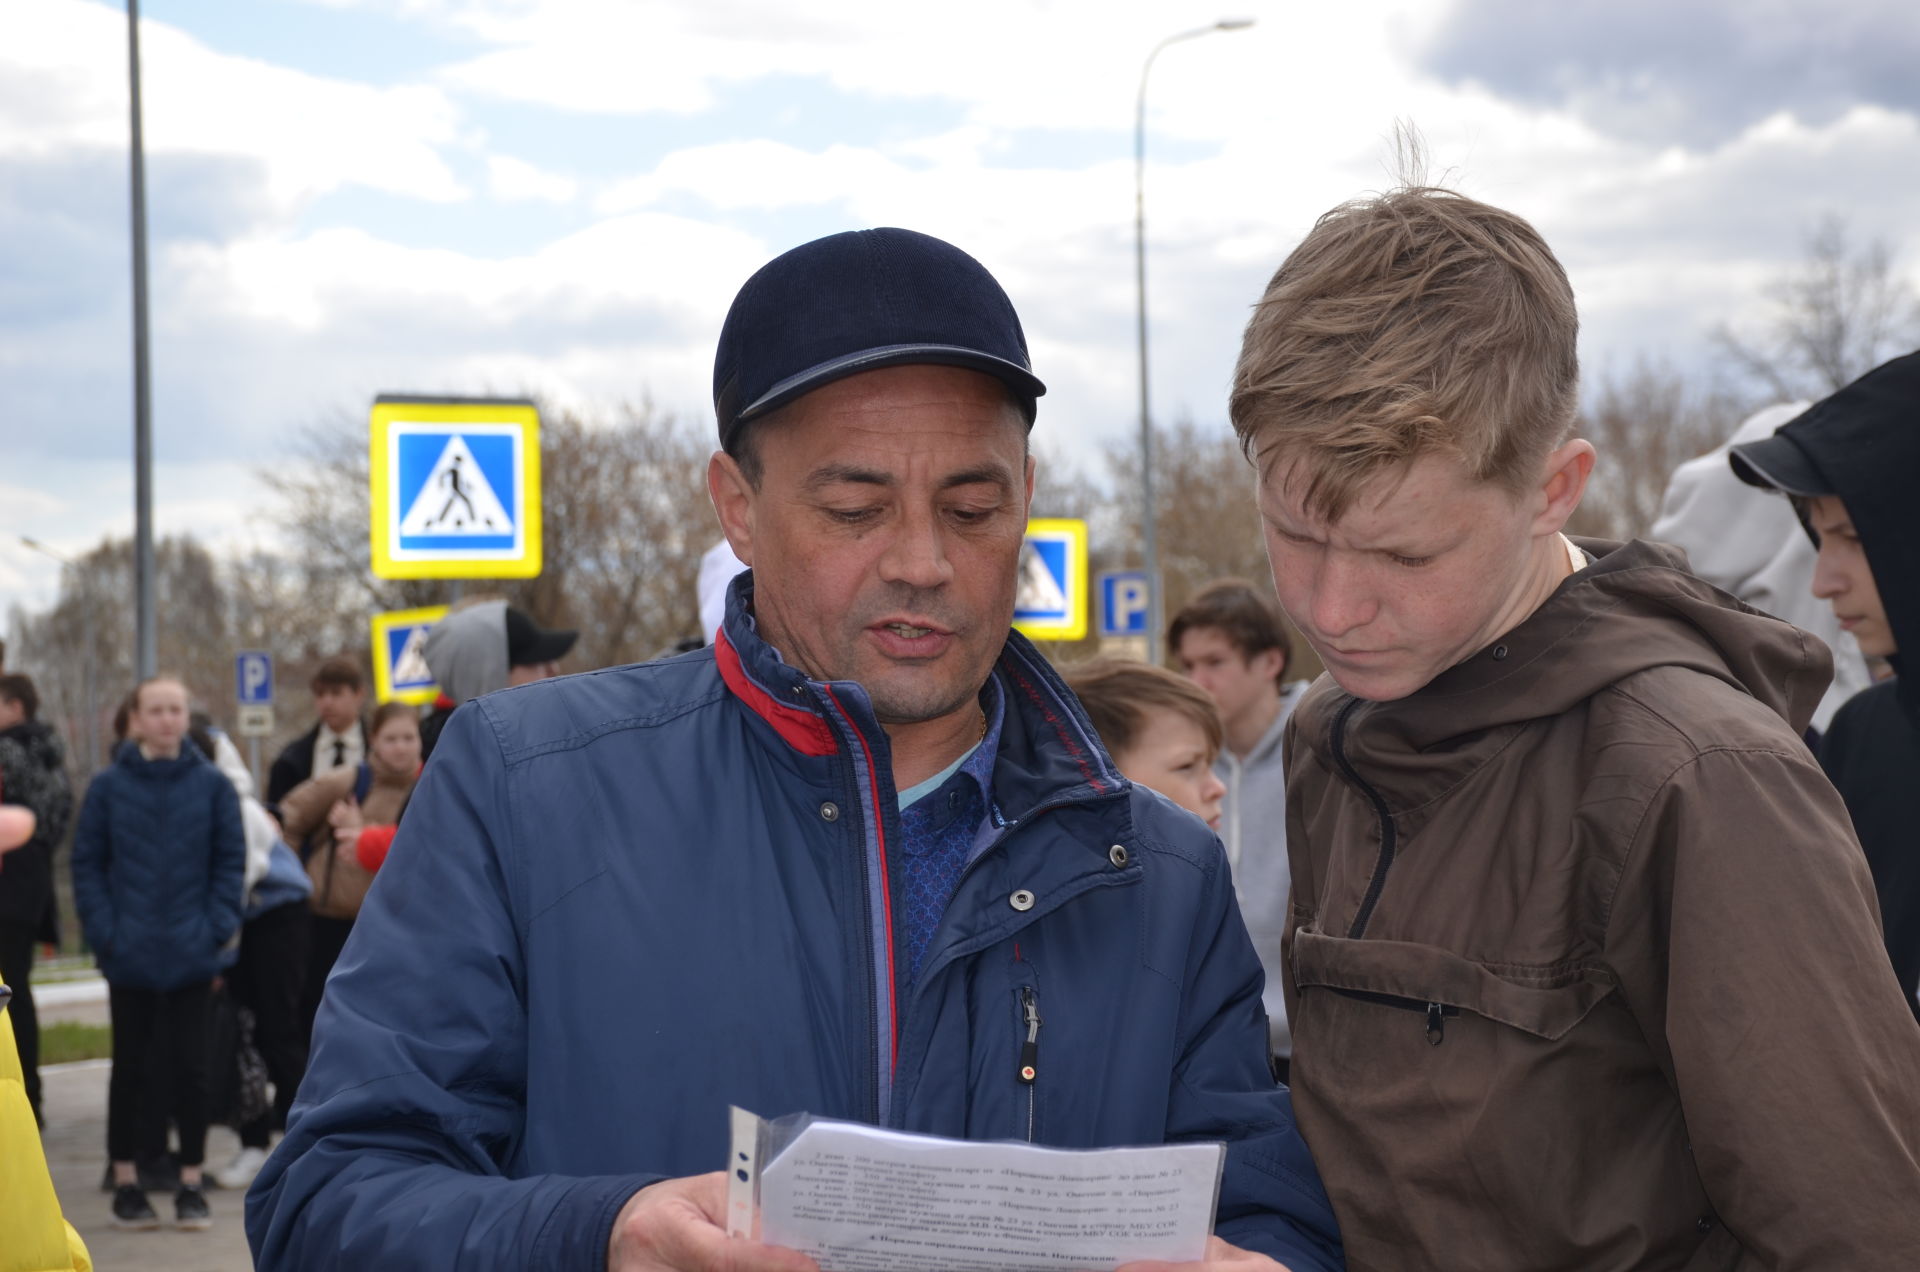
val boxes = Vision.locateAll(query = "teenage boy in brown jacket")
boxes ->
[1231,186,1920,1270]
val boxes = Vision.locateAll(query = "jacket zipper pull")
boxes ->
[1425,1001,1446,1046]
[1018,987,1041,1083]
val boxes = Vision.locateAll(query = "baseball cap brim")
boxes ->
[1728,433,1834,497]
[736,343,1046,426]
[504,606,578,667]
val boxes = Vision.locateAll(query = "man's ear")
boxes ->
[1248,646,1284,683]
[1022,452,1037,517]
[1533,439,1596,536]
[708,451,756,567]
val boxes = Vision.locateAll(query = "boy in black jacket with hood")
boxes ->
[1732,349,1920,1018]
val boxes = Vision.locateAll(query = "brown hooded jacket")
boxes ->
[1282,538,1920,1271]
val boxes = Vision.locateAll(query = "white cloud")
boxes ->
[0,0,469,206]
[488,153,576,203]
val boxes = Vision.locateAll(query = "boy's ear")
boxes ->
[1534,439,1596,535]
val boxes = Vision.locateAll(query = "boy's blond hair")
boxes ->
[1229,186,1579,522]
[1063,658,1223,763]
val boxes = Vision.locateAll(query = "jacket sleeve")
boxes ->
[68,780,112,956]
[206,778,246,948]
[277,770,347,848]
[1161,820,1344,1272]
[0,738,72,847]
[1607,745,1920,1267]
[244,704,657,1272]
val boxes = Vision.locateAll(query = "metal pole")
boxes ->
[128,0,157,680]
[1134,20,1254,666]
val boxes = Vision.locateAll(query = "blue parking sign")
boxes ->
[235,651,273,705]
[1099,571,1152,638]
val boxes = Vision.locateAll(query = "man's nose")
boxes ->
[1308,554,1377,638]
[878,507,954,590]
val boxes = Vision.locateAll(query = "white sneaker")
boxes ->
[209,1146,268,1191]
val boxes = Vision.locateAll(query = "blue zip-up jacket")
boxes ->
[247,581,1343,1271]
[71,740,246,991]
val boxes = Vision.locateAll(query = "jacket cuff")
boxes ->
[531,1173,662,1271]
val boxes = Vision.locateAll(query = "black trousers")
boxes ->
[301,913,356,1050]
[0,918,41,1118]
[107,981,213,1166]
[228,901,312,1148]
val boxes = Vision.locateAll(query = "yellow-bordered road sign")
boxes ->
[370,605,448,705]
[370,396,542,579]
[1013,517,1088,642]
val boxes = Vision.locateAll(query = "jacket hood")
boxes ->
[423,599,509,705]
[1766,351,1920,724]
[1298,538,1832,756]
[0,718,66,771]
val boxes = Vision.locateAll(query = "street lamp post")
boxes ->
[21,538,100,774]
[127,0,157,680]
[1135,18,1253,665]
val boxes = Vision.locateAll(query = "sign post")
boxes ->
[369,397,543,581]
[1013,518,1089,643]
[234,651,274,792]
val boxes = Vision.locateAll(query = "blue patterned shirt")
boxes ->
[891,675,1006,987]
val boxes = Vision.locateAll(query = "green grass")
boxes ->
[38,1020,111,1065]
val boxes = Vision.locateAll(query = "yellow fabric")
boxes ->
[0,985,91,1272]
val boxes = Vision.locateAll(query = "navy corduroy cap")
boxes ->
[713,227,1046,453]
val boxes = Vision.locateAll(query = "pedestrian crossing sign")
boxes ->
[1013,517,1088,642]
[370,605,448,705]
[370,396,543,579]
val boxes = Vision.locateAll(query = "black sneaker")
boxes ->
[174,1184,212,1231]
[111,1184,161,1230]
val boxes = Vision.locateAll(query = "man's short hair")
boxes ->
[1168,580,1295,687]
[311,656,364,695]
[0,673,38,722]
[1063,658,1224,762]
[1230,186,1579,522]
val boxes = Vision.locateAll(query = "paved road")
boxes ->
[42,1057,258,1271]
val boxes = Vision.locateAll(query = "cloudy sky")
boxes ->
[4,0,1918,616]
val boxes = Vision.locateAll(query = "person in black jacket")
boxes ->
[1732,350,1920,1018]
[0,673,72,1126]
[265,657,368,814]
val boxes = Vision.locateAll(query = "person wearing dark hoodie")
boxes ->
[1730,349,1920,1020]
[1232,185,1920,1269]
[72,676,246,1233]
[0,673,71,1128]
[417,599,576,763]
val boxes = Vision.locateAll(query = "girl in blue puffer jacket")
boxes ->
[72,676,245,1233]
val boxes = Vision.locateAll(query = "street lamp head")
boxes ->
[1215,18,1255,31]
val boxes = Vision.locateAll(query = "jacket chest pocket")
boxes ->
[1291,925,1616,1051]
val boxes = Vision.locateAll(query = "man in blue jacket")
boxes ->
[247,228,1342,1272]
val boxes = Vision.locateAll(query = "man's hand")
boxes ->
[608,1172,818,1272]
[1119,1236,1293,1272]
